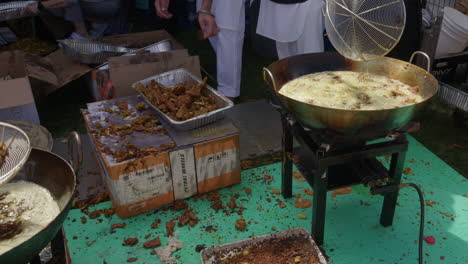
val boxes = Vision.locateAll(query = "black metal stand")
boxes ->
[280,114,408,245]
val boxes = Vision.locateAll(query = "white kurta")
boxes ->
[197,0,245,97]
[257,0,324,59]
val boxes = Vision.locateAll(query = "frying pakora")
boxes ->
[135,78,218,121]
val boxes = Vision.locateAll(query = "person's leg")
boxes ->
[296,1,324,54]
[211,28,244,98]
[79,0,120,37]
[49,0,90,38]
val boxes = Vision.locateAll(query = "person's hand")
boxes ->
[198,13,219,39]
[155,0,172,19]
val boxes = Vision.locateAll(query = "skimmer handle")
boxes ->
[67,131,83,174]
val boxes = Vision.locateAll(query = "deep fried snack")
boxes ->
[135,78,218,121]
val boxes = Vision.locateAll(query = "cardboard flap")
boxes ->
[23,53,59,86]
[46,50,91,87]
[108,50,201,98]
[0,78,34,109]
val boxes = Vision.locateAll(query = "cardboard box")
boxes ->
[164,120,241,195]
[83,96,240,218]
[0,51,58,123]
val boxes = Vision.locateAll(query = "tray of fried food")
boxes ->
[200,228,328,264]
[133,68,234,130]
[0,1,37,22]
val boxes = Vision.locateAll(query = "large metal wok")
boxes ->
[0,132,82,264]
[263,52,439,139]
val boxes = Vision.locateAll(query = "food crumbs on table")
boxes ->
[268,187,281,195]
[235,218,247,231]
[276,199,286,208]
[89,210,101,219]
[403,167,413,175]
[127,257,137,262]
[438,211,453,218]
[227,198,237,209]
[244,187,252,195]
[271,227,276,231]
[150,249,157,255]
[73,236,78,240]
[298,214,308,219]
[331,187,352,197]
[178,208,199,227]
[122,238,138,246]
[86,240,96,247]
[144,234,151,239]
[360,200,370,206]
[172,200,189,211]
[111,223,126,229]
[295,198,312,209]
[425,201,435,207]
[166,221,176,237]
[301,188,314,196]
[80,216,87,224]
[151,219,161,229]
[143,236,161,249]
[440,256,445,260]
[103,208,115,217]
[293,171,306,182]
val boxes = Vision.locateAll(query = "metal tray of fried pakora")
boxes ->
[132,68,234,131]
[0,1,37,22]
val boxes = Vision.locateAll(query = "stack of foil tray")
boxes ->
[438,82,468,112]
[97,39,174,70]
[0,1,37,22]
[58,39,136,64]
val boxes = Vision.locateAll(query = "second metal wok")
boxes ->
[0,132,82,264]
[263,52,439,139]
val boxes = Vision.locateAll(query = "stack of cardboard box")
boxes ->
[83,97,240,218]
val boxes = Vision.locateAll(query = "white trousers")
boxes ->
[209,28,244,98]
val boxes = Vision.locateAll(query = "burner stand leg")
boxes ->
[380,150,406,227]
[312,168,328,246]
[281,116,293,198]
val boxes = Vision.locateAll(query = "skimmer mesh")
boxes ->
[0,122,31,186]
[325,0,406,61]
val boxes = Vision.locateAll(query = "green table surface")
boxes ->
[64,136,468,263]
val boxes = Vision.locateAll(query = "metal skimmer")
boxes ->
[324,0,406,61]
[0,122,31,185]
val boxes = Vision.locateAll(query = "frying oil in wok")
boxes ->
[0,181,59,255]
[279,71,423,110]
